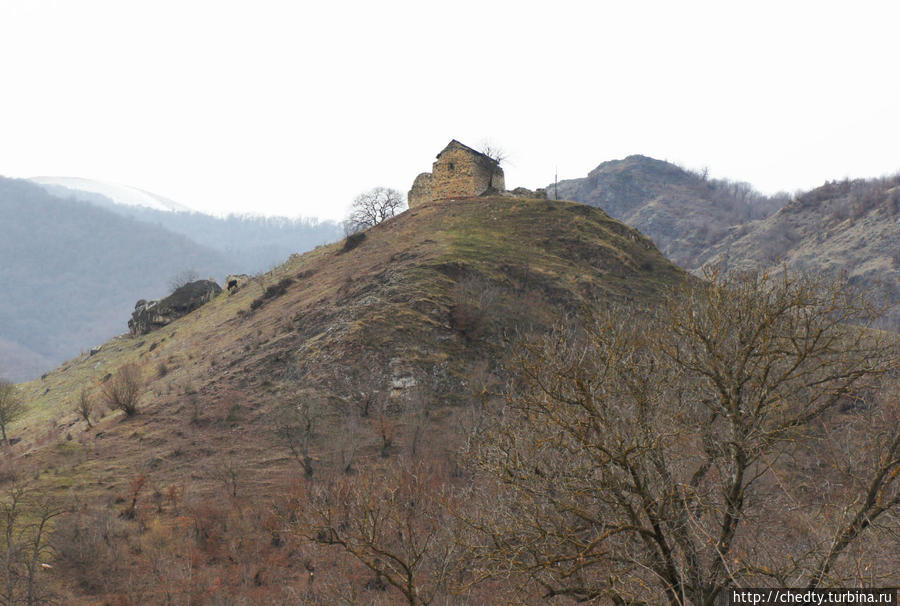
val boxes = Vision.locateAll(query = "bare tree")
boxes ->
[0,485,63,606]
[296,460,464,605]
[0,381,24,445]
[345,187,406,234]
[75,388,94,428]
[478,142,507,166]
[101,363,143,417]
[274,402,315,477]
[469,269,899,604]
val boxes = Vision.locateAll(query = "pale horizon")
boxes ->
[2,1,898,222]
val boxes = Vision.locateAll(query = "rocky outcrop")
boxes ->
[225,274,252,293]
[507,187,547,199]
[128,280,222,335]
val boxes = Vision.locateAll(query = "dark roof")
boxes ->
[436,139,498,165]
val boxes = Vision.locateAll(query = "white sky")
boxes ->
[1,0,898,221]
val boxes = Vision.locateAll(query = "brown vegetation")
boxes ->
[100,363,143,417]
[467,269,899,603]
[74,389,93,428]
[4,196,898,604]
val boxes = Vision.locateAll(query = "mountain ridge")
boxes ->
[29,176,192,212]
[0,176,230,381]
[550,155,786,268]
[697,176,900,326]
[0,176,343,381]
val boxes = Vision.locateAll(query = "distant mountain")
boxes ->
[550,155,786,268]
[2,176,344,381]
[0,336,55,382]
[698,176,900,327]
[97,207,344,276]
[30,176,192,212]
[550,157,899,330]
[30,178,344,276]
[0,176,231,381]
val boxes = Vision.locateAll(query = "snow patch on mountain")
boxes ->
[29,176,192,212]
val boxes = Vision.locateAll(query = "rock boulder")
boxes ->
[128,279,222,336]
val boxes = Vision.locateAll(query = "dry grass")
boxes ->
[5,195,689,603]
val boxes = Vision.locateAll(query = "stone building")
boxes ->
[408,140,505,208]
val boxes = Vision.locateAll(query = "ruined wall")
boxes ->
[408,141,506,207]
[408,172,434,209]
[430,146,504,201]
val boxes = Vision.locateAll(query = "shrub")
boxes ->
[101,363,143,417]
[341,232,366,252]
[0,380,25,444]
[75,388,94,427]
[263,277,294,299]
[450,276,499,341]
[250,277,295,311]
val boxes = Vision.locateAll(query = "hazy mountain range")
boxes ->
[0,176,342,381]
[4,156,897,383]
[29,176,192,212]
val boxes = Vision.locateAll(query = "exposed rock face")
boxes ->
[408,140,504,208]
[128,280,222,335]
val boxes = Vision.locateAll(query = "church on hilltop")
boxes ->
[408,140,505,208]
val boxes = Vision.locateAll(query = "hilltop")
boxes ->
[550,155,785,268]
[550,157,900,329]
[11,194,686,603]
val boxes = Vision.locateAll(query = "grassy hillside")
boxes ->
[8,195,686,603]
[18,194,684,458]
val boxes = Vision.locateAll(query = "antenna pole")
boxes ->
[554,167,558,200]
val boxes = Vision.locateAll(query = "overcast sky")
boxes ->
[1,1,898,221]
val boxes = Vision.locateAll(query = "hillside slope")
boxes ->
[550,155,784,268]
[0,177,231,381]
[699,177,900,327]
[11,195,686,602]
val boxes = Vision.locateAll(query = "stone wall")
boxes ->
[408,172,434,208]
[431,144,504,200]
[407,140,505,208]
